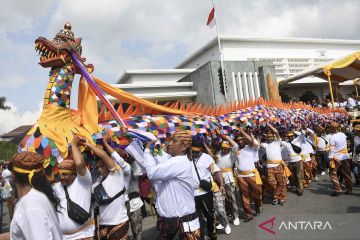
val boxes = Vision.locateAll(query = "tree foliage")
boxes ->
[0,97,10,110]
[0,141,17,161]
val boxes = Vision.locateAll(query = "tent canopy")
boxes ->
[279,51,360,85]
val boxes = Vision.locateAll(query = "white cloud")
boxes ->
[0,0,53,33]
[0,73,27,89]
[1,0,360,113]
[0,101,42,134]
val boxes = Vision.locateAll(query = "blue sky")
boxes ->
[0,0,360,133]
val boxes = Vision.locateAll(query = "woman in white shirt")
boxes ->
[52,136,95,240]
[9,151,62,240]
[83,139,129,240]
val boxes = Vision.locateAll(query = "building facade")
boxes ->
[113,36,360,104]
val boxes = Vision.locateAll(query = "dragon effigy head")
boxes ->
[35,22,84,68]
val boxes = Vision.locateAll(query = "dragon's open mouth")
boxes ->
[35,42,59,62]
[35,38,71,68]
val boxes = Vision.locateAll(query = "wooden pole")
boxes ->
[354,79,359,97]
[327,74,335,110]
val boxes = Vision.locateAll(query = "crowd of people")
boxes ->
[0,119,359,240]
[291,93,360,110]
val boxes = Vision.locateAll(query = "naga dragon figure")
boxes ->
[20,23,97,170]
[20,23,348,171]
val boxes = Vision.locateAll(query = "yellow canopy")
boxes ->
[279,51,360,109]
[280,51,360,84]
[318,52,360,82]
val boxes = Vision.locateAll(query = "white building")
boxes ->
[112,69,196,103]
[114,36,360,103]
[177,36,360,78]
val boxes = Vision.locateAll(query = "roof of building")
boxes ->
[117,69,195,83]
[176,35,360,69]
[0,125,32,138]
[112,82,193,89]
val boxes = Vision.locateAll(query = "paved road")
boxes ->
[140,174,360,240]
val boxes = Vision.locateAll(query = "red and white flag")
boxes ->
[206,7,216,28]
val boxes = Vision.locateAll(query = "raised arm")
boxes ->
[82,138,116,170]
[239,128,258,147]
[267,124,280,140]
[203,142,218,161]
[71,136,87,176]
[103,134,131,173]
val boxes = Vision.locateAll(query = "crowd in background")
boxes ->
[289,93,360,110]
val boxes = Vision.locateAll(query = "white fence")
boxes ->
[231,72,261,101]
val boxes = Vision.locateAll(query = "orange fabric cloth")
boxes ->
[93,76,196,115]
[267,160,292,177]
[238,168,262,185]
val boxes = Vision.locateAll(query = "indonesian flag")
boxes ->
[206,7,216,28]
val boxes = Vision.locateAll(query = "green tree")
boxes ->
[0,97,10,110]
[0,141,17,161]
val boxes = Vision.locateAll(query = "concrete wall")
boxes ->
[179,62,216,105]
[258,66,278,100]
[180,60,278,106]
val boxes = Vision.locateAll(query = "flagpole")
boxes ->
[212,0,227,102]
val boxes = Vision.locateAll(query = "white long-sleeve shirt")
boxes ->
[126,142,200,232]
[111,151,131,174]
[10,189,63,240]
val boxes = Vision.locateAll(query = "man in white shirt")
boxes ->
[282,131,304,195]
[260,124,291,205]
[215,132,240,226]
[191,139,224,239]
[312,126,329,176]
[127,130,201,239]
[328,122,353,196]
[234,128,263,222]
[52,136,94,240]
[83,138,129,239]
[292,129,315,188]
